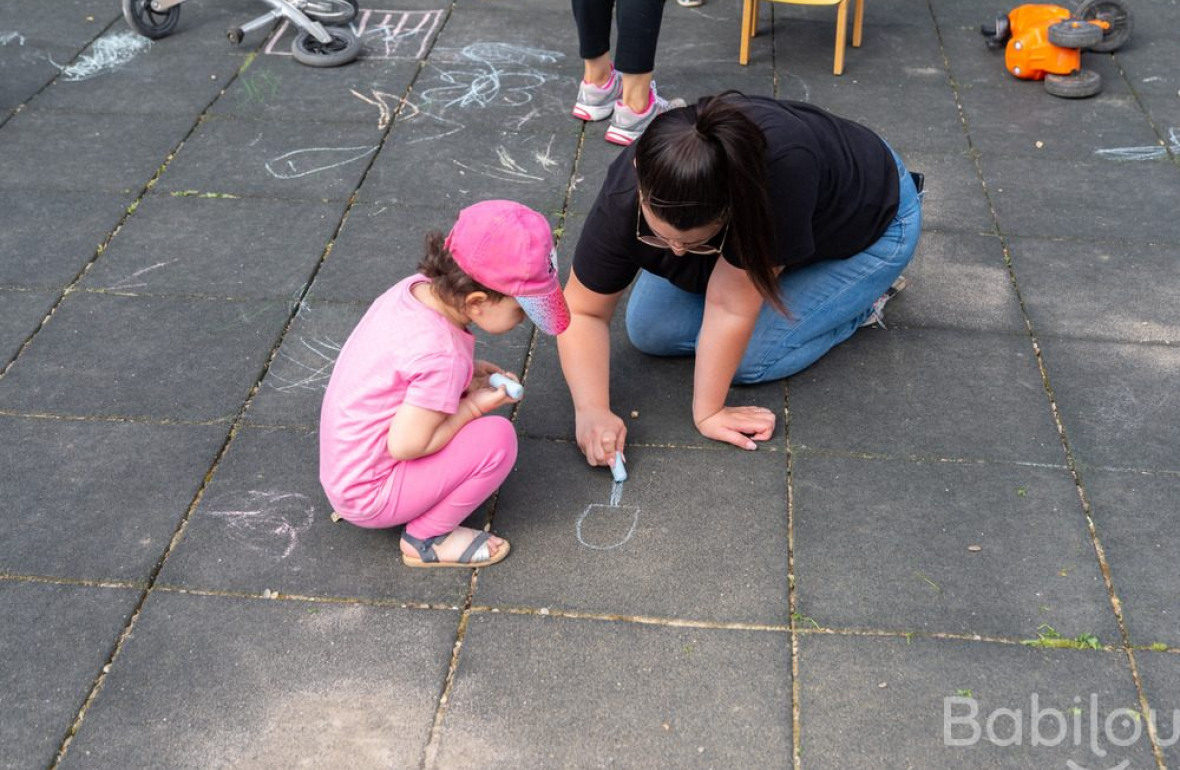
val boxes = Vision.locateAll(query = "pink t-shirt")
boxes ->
[319,275,475,518]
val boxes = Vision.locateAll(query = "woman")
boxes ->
[557,92,923,467]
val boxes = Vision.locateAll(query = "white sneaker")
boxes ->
[861,276,908,328]
[604,83,686,146]
[572,70,623,122]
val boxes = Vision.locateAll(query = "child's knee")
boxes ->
[470,415,518,466]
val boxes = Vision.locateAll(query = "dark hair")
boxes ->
[417,231,506,311]
[634,92,783,314]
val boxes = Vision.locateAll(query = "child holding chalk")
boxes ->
[319,200,570,568]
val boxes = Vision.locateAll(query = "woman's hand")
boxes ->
[695,405,776,450]
[574,406,627,467]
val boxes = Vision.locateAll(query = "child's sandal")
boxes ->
[401,531,510,568]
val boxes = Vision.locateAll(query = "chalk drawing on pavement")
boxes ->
[54,31,151,81]
[1095,127,1179,162]
[264,145,378,179]
[203,490,316,559]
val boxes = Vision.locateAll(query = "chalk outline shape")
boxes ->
[262,8,444,60]
[575,503,640,551]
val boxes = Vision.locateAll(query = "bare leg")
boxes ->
[621,72,653,113]
[583,54,613,87]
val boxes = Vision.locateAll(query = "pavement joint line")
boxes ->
[791,445,1072,469]
[151,583,465,612]
[928,7,1167,765]
[0,408,233,426]
[783,384,803,770]
[469,604,791,633]
[0,573,144,591]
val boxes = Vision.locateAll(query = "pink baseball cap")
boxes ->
[445,200,571,335]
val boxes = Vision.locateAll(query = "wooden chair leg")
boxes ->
[833,0,848,75]
[852,0,864,48]
[740,0,753,64]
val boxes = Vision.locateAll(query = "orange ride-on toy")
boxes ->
[980,0,1133,98]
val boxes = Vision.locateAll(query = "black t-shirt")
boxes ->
[573,96,901,295]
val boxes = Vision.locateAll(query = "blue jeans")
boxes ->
[624,149,923,383]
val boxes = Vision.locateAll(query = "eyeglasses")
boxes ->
[635,198,729,256]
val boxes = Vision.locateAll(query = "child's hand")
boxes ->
[465,380,518,417]
[469,359,503,393]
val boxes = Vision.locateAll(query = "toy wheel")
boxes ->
[302,0,359,24]
[122,0,180,39]
[1075,0,1133,52]
[1045,69,1102,98]
[1047,20,1104,49]
[291,27,361,67]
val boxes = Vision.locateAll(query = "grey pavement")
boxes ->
[2,0,1179,767]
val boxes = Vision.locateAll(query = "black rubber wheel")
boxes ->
[1076,0,1133,52]
[291,27,362,67]
[301,0,359,24]
[1047,20,1104,49]
[1044,69,1102,98]
[122,0,180,39]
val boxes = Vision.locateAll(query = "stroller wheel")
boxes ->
[302,0,359,25]
[292,26,362,67]
[122,0,181,39]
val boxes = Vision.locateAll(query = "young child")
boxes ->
[319,200,570,568]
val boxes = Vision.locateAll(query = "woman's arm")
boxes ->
[693,259,777,449]
[557,271,627,466]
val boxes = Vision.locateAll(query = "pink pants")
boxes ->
[350,415,517,539]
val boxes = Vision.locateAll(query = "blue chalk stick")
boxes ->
[611,451,627,483]
[489,373,523,399]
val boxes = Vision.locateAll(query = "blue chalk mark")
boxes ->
[610,451,627,483]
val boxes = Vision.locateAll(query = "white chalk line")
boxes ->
[264,145,378,179]
[55,31,151,81]
[204,491,316,559]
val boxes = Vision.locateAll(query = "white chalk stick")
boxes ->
[489,373,523,399]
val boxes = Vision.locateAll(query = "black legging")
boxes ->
[571,0,667,74]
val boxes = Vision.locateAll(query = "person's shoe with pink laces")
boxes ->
[572,69,623,122]
[604,83,686,146]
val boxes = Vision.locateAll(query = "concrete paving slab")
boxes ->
[0,190,131,289]
[1036,337,1180,472]
[58,591,458,770]
[1082,468,1180,647]
[793,455,1120,640]
[892,231,1026,332]
[207,53,420,126]
[984,154,1180,242]
[0,582,139,770]
[899,149,995,234]
[0,41,76,117]
[1010,235,1180,344]
[0,0,117,52]
[0,415,224,581]
[0,110,195,194]
[0,291,292,421]
[478,440,790,625]
[1135,651,1180,768]
[156,425,480,606]
[959,87,1160,161]
[565,137,624,217]
[789,328,1063,464]
[80,193,343,299]
[28,40,243,116]
[437,612,792,769]
[797,634,1154,769]
[154,114,382,201]
[358,122,579,214]
[0,289,54,365]
[805,79,967,157]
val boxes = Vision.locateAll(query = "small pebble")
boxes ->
[630,410,639,418]
[967,545,982,552]
[1035,140,1044,149]
[878,681,888,689]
